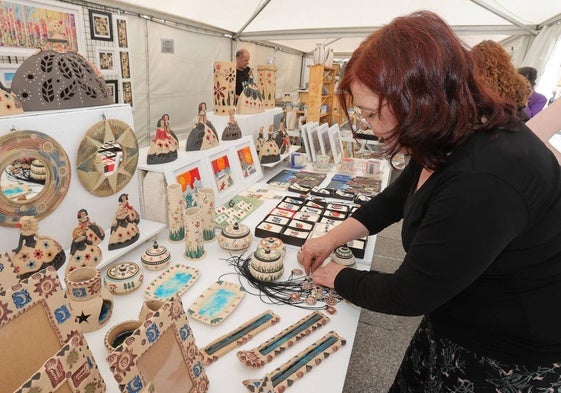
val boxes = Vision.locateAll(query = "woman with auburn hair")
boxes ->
[298,11,561,391]
[471,39,532,121]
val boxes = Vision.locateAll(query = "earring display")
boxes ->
[200,309,280,366]
[237,310,330,368]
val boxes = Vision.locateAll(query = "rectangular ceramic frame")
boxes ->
[106,295,209,393]
[88,8,114,41]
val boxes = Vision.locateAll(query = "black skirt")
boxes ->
[389,317,561,392]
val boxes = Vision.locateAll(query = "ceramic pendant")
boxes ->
[194,187,216,242]
[167,183,185,242]
[147,113,179,164]
[183,206,205,260]
[108,193,140,250]
[213,61,236,115]
[11,215,66,280]
[186,102,219,151]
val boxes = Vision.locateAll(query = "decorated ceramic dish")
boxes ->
[217,222,253,251]
[104,261,144,295]
[187,280,245,325]
[144,264,201,301]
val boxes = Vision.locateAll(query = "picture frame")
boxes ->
[317,122,333,161]
[105,79,119,104]
[0,64,18,88]
[206,147,238,206]
[88,9,113,41]
[115,17,128,48]
[307,122,322,162]
[96,47,117,74]
[300,121,315,162]
[106,295,209,393]
[120,50,131,78]
[233,135,263,188]
[164,158,208,208]
[122,81,133,106]
[328,123,344,165]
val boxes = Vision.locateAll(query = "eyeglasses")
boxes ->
[352,105,382,123]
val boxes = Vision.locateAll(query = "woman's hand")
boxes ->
[311,262,347,289]
[298,234,336,274]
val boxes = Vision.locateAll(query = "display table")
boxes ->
[60,158,391,393]
[207,107,283,141]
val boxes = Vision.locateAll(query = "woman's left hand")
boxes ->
[311,262,348,289]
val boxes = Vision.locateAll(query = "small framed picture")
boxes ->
[204,146,239,206]
[122,81,133,106]
[317,123,333,161]
[88,9,113,41]
[96,48,116,74]
[328,123,344,165]
[0,65,18,88]
[120,51,130,78]
[233,135,263,186]
[105,79,118,103]
[165,159,207,208]
[115,17,128,48]
[307,122,322,162]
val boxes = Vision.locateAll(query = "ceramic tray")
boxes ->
[144,264,201,301]
[187,280,245,325]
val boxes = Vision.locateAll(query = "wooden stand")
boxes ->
[304,64,338,125]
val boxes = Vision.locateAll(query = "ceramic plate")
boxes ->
[144,264,201,300]
[187,280,245,325]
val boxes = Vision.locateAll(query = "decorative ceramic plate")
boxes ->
[187,280,245,325]
[144,264,200,301]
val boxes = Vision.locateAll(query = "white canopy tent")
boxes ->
[82,0,561,144]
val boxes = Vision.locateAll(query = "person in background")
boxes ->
[235,48,251,99]
[518,66,548,118]
[527,97,561,165]
[471,40,532,121]
[298,10,561,392]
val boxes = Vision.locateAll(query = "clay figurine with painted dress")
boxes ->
[147,113,179,164]
[66,226,103,274]
[108,193,140,250]
[77,208,105,245]
[11,215,66,279]
[186,102,219,151]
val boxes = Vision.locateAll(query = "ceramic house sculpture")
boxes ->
[186,102,219,151]
[236,76,264,115]
[213,61,236,115]
[221,109,242,141]
[147,113,179,164]
[0,82,23,116]
[11,215,66,280]
[108,193,140,250]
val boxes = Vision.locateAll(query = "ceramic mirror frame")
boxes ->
[76,118,138,197]
[106,295,209,393]
[0,130,71,227]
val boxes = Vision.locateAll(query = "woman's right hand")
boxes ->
[298,234,336,275]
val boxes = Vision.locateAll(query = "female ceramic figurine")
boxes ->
[66,226,103,274]
[147,113,179,164]
[108,193,140,250]
[186,102,219,151]
[11,215,66,279]
[77,208,105,245]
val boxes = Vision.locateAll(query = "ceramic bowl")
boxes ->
[217,222,253,251]
[104,261,144,295]
[104,319,142,352]
[141,240,171,271]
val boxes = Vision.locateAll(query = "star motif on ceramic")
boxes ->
[76,311,91,324]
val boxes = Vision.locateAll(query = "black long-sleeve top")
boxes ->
[336,122,561,366]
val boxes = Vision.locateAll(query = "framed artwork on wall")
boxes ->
[105,79,119,103]
[96,47,117,74]
[164,159,207,208]
[120,51,130,78]
[88,9,113,41]
[122,81,133,106]
[233,135,263,187]
[115,17,128,48]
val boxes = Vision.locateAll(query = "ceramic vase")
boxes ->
[194,187,216,242]
[167,183,185,242]
[183,206,205,260]
[313,43,326,65]
[213,61,236,115]
[257,64,277,108]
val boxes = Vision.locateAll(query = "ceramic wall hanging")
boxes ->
[11,49,112,111]
[66,225,103,275]
[236,77,264,115]
[108,193,140,250]
[0,267,80,393]
[141,240,171,271]
[249,247,284,282]
[213,61,236,115]
[0,82,23,116]
[256,65,277,109]
[144,264,201,301]
[76,117,138,197]
[221,109,242,141]
[167,183,185,242]
[242,331,346,393]
[186,102,219,151]
[14,334,106,393]
[65,266,114,333]
[0,129,71,227]
[217,222,253,251]
[183,206,205,260]
[194,187,216,242]
[200,309,280,366]
[11,215,66,280]
[187,280,245,325]
[237,311,329,368]
[147,113,179,165]
[104,261,144,295]
[106,295,210,393]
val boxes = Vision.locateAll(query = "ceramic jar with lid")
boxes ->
[141,240,171,271]
[104,261,144,295]
[258,237,286,257]
[217,222,253,251]
[249,247,284,282]
[331,245,355,266]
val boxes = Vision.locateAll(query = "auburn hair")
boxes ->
[338,11,517,170]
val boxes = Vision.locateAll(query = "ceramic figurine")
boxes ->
[76,208,105,245]
[236,76,264,115]
[186,102,219,151]
[221,108,242,140]
[213,61,236,115]
[194,187,216,242]
[65,266,114,333]
[256,64,277,108]
[108,193,140,250]
[147,113,179,164]
[11,215,66,280]
[273,121,290,154]
[66,226,103,275]
[167,183,185,242]
[258,129,281,164]
[183,206,205,260]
